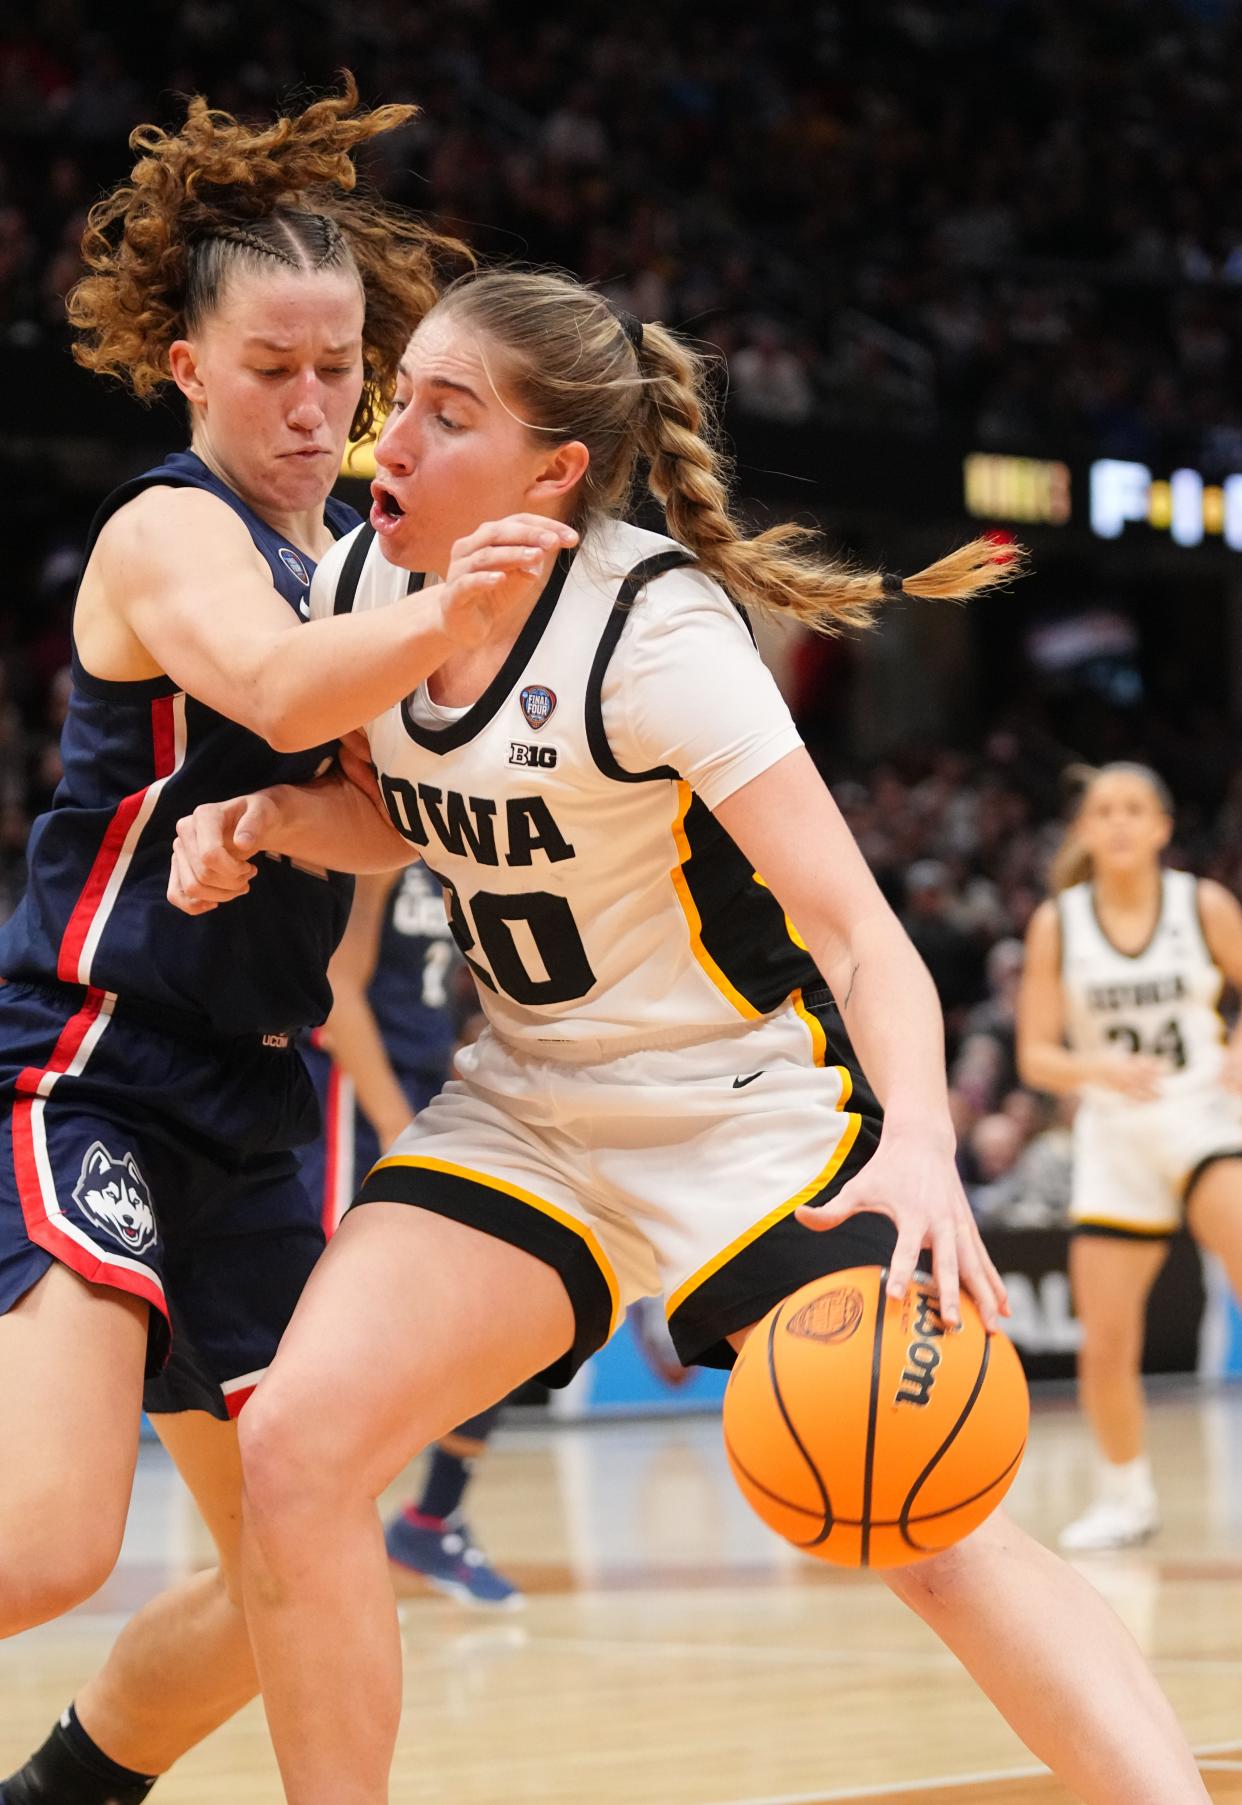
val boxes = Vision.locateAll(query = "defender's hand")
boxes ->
[168,793,280,915]
[432,516,579,650]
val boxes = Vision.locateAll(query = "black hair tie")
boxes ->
[881,571,907,598]
[610,304,644,354]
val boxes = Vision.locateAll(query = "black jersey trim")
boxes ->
[353,1155,613,1386]
[585,549,696,783]
[331,524,422,616]
[69,649,179,703]
[1089,871,1167,960]
[399,548,575,754]
[333,523,377,616]
[71,458,358,696]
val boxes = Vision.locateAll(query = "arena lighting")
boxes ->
[1090,458,1242,549]
[963,453,1072,525]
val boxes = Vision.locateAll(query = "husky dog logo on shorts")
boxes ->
[519,684,556,730]
[72,1142,158,1254]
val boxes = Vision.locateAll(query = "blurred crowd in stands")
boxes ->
[3,0,1242,463]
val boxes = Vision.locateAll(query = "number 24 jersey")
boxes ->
[1059,869,1227,1102]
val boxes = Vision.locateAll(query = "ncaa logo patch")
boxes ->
[72,1141,158,1255]
[278,546,310,586]
[519,685,556,731]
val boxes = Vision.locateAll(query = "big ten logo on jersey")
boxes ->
[509,742,558,768]
[379,776,575,869]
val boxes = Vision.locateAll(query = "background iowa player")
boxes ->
[1019,763,1242,1551]
[300,866,520,1607]
[0,76,490,1805]
[175,269,1210,1805]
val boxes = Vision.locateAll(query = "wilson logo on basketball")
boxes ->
[787,1285,864,1344]
[894,1289,946,1408]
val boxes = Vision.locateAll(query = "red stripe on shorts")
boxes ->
[10,1093,168,1319]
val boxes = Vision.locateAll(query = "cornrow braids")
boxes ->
[69,73,469,441]
[435,268,1026,633]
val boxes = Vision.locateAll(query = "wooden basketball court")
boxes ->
[2,1381,1239,1801]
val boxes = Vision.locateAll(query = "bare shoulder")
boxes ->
[1196,877,1242,929]
[94,485,265,587]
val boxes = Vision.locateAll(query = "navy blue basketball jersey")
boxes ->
[0,451,358,1038]
[370,864,458,1084]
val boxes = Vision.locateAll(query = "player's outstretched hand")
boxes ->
[431,516,579,650]
[168,793,279,915]
[795,1130,1009,1333]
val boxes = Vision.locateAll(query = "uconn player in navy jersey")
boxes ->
[175,272,1210,1804]
[302,867,461,1234]
[1020,764,1242,1552]
[0,79,492,1805]
[300,868,519,1606]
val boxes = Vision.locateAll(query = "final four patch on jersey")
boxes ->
[279,546,310,585]
[519,684,557,730]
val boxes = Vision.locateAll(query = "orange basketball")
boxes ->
[723,1266,1029,1569]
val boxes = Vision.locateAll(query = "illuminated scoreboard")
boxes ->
[964,454,1072,526]
[1088,460,1242,549]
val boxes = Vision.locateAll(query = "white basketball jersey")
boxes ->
[1059,869,1225,1099]
[312,516,819,1056]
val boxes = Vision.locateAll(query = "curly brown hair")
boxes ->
[69,72,468,442]
[438,270,1027,633]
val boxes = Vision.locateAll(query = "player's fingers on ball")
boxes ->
[931,1224,962,1327]
[969,1233,1010,1319]
[955,1227,1000,1329]
[886,1222,925,1301]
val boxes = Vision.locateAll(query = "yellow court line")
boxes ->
[370,1153,622,1336]
[665,1111,862,1320]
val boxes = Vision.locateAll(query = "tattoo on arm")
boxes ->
[843,962,860,1010]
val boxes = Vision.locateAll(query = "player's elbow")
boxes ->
[254,701,324,756]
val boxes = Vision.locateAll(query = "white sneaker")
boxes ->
[1058,1495,1160,1553]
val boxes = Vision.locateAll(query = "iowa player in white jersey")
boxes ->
[1020,763,1242,1552]
[173,274,1210,1803]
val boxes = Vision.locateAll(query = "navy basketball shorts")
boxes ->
[354,995,896,1387]
[297,1034,445,1236]
[0,981,325,1419]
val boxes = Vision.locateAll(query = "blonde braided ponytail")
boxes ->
[435,269,1026,630]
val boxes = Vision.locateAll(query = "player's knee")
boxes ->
[0,1519,124,1635]
[1079,1320,1143,1372]
[238,1381,343,1532]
